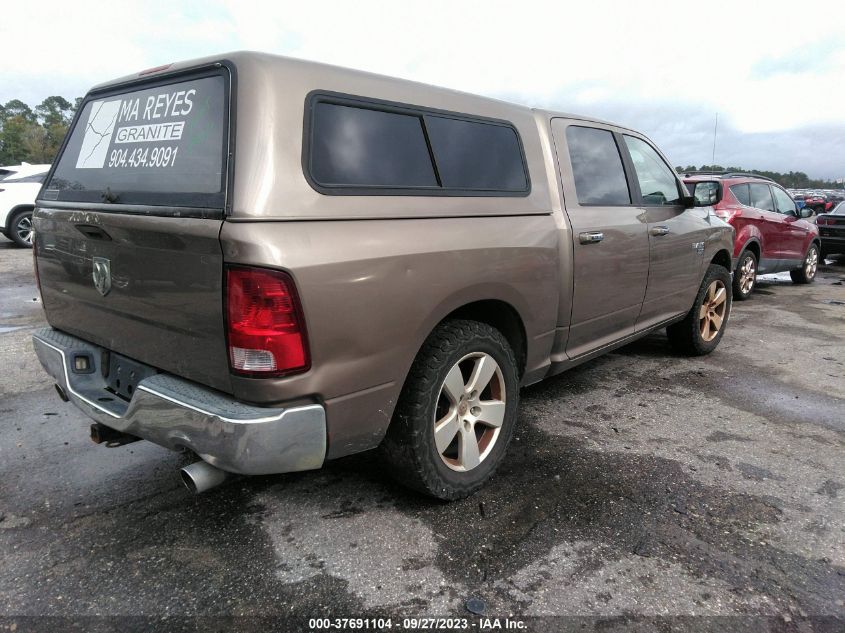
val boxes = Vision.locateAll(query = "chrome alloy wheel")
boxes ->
[699,280,728,342]
[805,248,818,279]
[433,352,506,472]
[15,214,33,245]
[738,255,756,294]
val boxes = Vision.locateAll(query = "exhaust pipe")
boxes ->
[54,383,69,402]
[180,461,230,494]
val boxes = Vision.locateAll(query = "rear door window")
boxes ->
[44,71,228,209]
[622,135,681,205]
[730,183,751,206]
[565,126,630,205]
[749,183,775,212]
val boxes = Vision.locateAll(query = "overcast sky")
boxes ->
[2,0,844,179]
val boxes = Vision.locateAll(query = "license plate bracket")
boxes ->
[107,353,158,401]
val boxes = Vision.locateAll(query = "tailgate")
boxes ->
[34,66,233,392]
[34,210,230,391]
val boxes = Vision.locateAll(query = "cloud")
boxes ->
[752,37,843,78]
[2,0,844,178]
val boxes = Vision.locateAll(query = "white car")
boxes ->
[0,163,50,247]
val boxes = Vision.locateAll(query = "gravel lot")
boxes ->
[0,240,843,630]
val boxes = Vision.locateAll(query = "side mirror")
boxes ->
[688,181,721,207]
[682,195,695,208]
[800,206,813,219]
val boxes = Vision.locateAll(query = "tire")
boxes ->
[667,264,732,356]
[8,208,34,248]
[379,319,520,500]
[790,244,819,284]
[732,249,757,300]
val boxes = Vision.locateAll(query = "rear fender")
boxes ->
[735,226,763,259]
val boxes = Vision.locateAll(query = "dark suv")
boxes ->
[816,201,845,258]
[684,173,821,300]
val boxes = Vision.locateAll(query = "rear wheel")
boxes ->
[380,319,519,500]
[9,209,34,248]
[667,264,732,356]
[790,244,819,284]
[732,250,757,300]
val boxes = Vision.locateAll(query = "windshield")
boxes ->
[44,71,227,208]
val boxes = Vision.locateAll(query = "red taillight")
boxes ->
[817,216,830,226]
[225,266,309,377]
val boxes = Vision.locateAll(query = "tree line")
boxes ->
[0,97,81,166]
[675,165,841,190]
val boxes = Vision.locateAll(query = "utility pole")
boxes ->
[711,112,718,166]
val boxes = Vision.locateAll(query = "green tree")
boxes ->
[0,96,79,165]
[0,100,37,164]
[35,96,74,127]
[0,116,38,165]
[674,164,840,189]
[2,99,36,123]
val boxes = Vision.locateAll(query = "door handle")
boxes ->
[650,226,670,236]
[75,224,112,241]
[579,231,604,244]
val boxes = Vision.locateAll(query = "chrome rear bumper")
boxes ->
[32,328,326,475]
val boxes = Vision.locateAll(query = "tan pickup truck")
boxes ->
[32,52,734,499]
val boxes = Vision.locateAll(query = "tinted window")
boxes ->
[730,183,751,206]
[623,135,681,205]
[425,116,527,191]
[46,74,227,207]
[565,126,630,205]
[772,186,796,215]
[749,183,775,212]
[310,103,437,188]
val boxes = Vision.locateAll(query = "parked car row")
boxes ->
[685,173,823,300]
[788,188,844,215]
[0,162,50,247]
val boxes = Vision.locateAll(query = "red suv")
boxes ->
[684,173,821,300]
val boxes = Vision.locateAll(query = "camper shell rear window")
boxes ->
[42,68,229,210]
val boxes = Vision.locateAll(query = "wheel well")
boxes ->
[6,205,34,231]
[443,300,527,378]
[710,248,732,271]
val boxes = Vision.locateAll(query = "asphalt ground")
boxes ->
[0,239,843,632]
